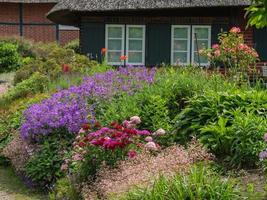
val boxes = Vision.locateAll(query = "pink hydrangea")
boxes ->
[153,128,166,136]
[145,142,158,151]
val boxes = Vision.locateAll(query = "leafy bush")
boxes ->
[13,43,97,85]
[173,89,267,167]
[0,37,35,57]
[64,39,80,54]
[0,72,48,105]
[200,27,258,70]
[25,131,74,188]
[122,165,240,200]
[49,177,80,200]
[97,67,234,134]
[0,42,21,73]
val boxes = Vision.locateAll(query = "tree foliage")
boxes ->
[246,0,267,28]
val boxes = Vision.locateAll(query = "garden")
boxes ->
[0,28,267,200]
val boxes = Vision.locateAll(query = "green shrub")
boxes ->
[121,165,240,200]
[49,177,80,200]
[0,37,35,57]
[97,67,233,133]
[0,42,21,72]
[14,43,98,84]
[0,72,48,105]
[64,39,80,54]
[25,131,74,188]
[173,89,267,167]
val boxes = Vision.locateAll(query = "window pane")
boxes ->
[193,53,208,64]
[173,52,188,64]
[107,52,121,63]
[129,27,143,38]
[174,28,188,38]
[194,28,209,39]
[128,52,142,63]
[108,27,122,38]
[129,40,142,51]
[194,40,209,51]
[173,40,188,51]
[108,39,122,50]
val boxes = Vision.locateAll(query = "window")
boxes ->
[106,25,125,65]
[171,25,211,66]
[105,25,145,65]
[126,25,146,65]
[171,25,191,65]
[192,26,211,65]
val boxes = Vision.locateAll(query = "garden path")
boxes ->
[0,167,47,200]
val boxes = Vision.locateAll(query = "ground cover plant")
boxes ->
[121,165,242,200]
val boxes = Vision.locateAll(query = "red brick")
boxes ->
[59,30,79,45]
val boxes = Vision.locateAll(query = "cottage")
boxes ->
[0,0,79,44]
[47,0,267,66]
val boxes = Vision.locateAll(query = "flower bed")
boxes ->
[21,66,156,141]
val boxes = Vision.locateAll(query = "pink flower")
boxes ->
[145,136,153,142]
[145,142,158,151]
[212,44,220,49]
[264,133,267,142]
[72,153,83,161]
[259,150,267,161]
[130,116,141,125]
[128,150,137,158]
[230,27,241,34]
[214,50,221,57]
[78,128,85,134]
[60,163,68,171]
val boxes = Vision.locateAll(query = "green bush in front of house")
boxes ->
[0,42,21,73]
[0,72,48,106]
[173,89,267,168]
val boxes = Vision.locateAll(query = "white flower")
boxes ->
[153,128,166,136]
[145,136,153,142]
[130,116,141,125]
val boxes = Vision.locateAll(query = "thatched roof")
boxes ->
[47,0,251,25]
[0,0,57,3]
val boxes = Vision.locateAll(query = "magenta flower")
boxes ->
[128,150,137,158]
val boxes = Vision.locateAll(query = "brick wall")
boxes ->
[59,30,79,45]
[0,3,79,44]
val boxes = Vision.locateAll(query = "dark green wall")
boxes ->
[80,23,105,62]
[146,24,171,66]
[254,27,267,61]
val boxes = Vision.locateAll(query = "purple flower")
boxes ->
[259,150,267,161]
[20,66,156,141]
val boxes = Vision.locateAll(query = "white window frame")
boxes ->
[105,24,125,65]
[171,25,191,65]
[192,25,211,66]
[126,25,146,65]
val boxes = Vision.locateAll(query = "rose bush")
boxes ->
[200,27,259,72]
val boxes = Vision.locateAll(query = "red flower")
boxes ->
[82,124,90,130]
[101,48,107,55]
[78,141,86,147]
[62,64,71,73]
[94,121,101,128]
[114,124,123,130]
[128,150,137,158]
[120,55,128,61]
